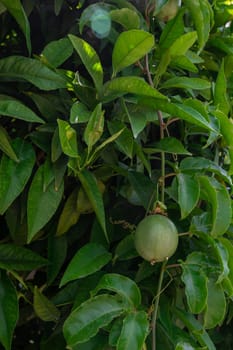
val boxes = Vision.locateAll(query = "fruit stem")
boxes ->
[151,259,167,350]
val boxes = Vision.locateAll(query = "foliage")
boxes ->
[0,0,233,349]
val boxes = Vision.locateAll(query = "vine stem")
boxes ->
[157,110,165,203]
[151,259,167,350]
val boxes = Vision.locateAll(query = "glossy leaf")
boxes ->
[0,138,35,214]
[0,56,67,90]
[161,77,211,90]
[56,188,80,236]
[169,31,197,57]
[103,76,166,101]
[91,273,141,307]
[181,263,207,314]
[108,120,133,159]
[0,0,31,54]
[146,137,191,156]
[180,156,232,185]
[77,169,107,238]
[0,243,47,270]
[47,235,67,285]
[117,311,149,350]
[84,103,104,153]
[57,119,79,158]
[177,173,200,219]
[41,38,73,68]
[63,294,126,347]
[0,126,18,162]
[159,9,184,52]
[60,243,111,287]
[183,0,213,51]
[199,175,231,237]
[33,286,60,322]
[0,271,19,350]
[110,8,140,30]
[0,94,44,123]
[128,171,155,210]
[204,279,226,329]
[70,101,91,124]
[68,34,103,93]
[112,30,154,76]
[27,164,64,242]
[173,308,216,350]
[219,237,233,291]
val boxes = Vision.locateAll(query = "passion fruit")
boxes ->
[134,214,178,263]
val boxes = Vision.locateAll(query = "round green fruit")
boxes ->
[134,214,178,263]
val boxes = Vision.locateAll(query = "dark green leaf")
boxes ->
[177,173,200,219]
[181,263,207,314]
[0,126,18,162]
[0,94,44,123]
[214,60,230,115]
[128,171,155,210]
[47,235,67,285]
[77,169,107,238]
[117,311,149,350]
[110,8,140,30]
[27,164,64,242]
[60,243,111,287]
[70,101,91,124]
[204,279,226,329]
[159,9,184,52]
[84,103,104,154]
[108,120,133,158]
[91,273,141,307]
[0,138,35,214]
[63,294,126,347]
[0,243,47,270]
[161,77,211,90]
[0,0,31,54]
[199,175,232,237]
[0,56,67,90]
[146,137,191,155]
[112,30,154,76]
[0,271,19,350]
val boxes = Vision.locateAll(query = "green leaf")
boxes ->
[84,103,104,154]
[204,279,226,329]
[27,164,64,242]
[181,263,208,314]
[146,137,192,155]
[161,77,211,90]
[56,188,80,236]
[159,8,184,52]
[0,56,67,90]
[108,120,133,159]
[33,286,60,322]
[91,273,141,307]
[183,0,213,51]
[60,243,111,287]
[68,34,103,93]
[112,29,154,76]
[0,0,31,54]
[177,173,200,219]
[117,311,149,350]
[214,60,230,115]
[169,31,197,56]
[0,271,19,350]
[63,294,127,347]
[54,0,63,15]
[70,101,91,124]
[41,38,73,68]
[180,156,232,185]
[103,76,167,101]
[0,243,47,270]
[110,8,140,30]
[128,171,155,210]
[47,235,67,285]
[77,169,107,239]
[0,94,44,123]
[0,138,35,214]
[218,237,233,293]
[173,308,216,350]
[57,119,79,158]
[198,175,232,237]
[0,126,18,161]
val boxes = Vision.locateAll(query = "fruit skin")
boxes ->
[157,0,179,22]
[134,214,178,263]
